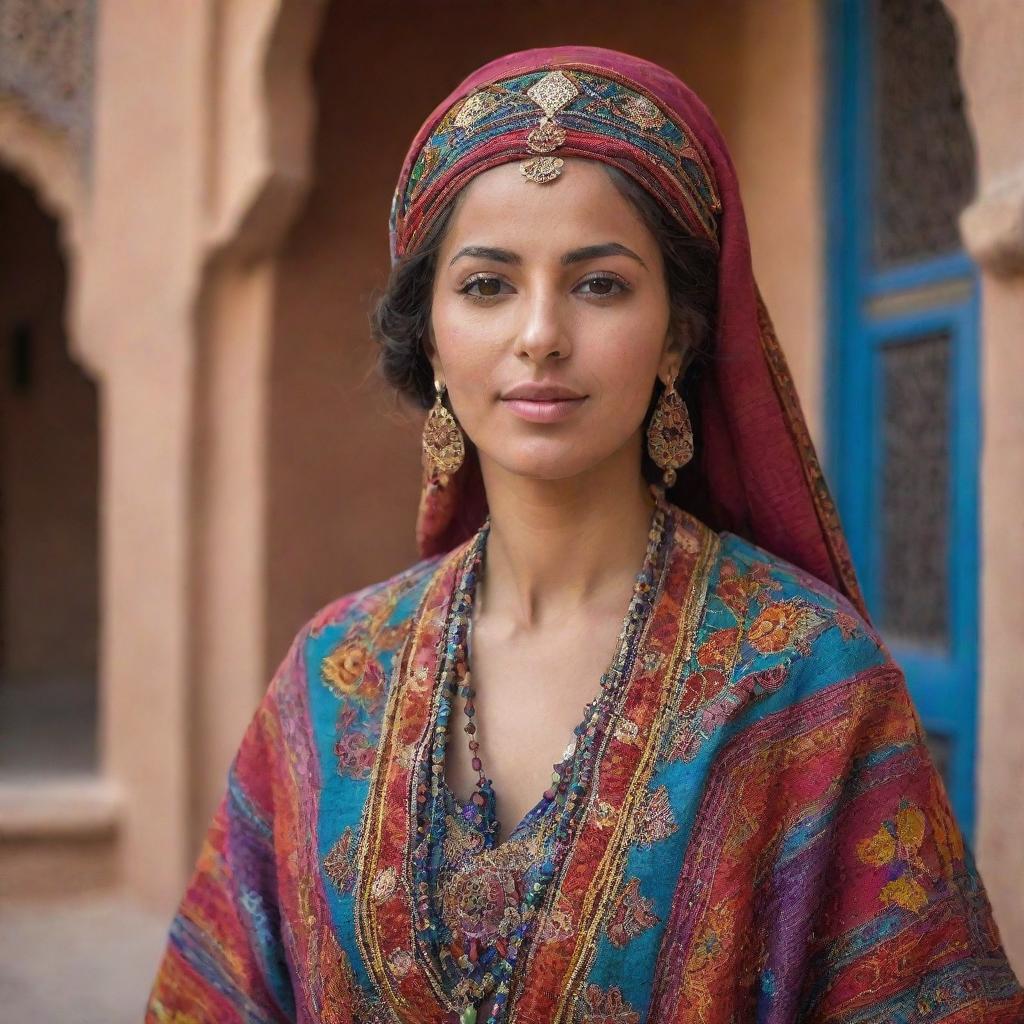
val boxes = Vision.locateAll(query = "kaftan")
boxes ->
[146,504,1024,1023]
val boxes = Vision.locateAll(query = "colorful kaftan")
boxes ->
[146,504,1023,1023]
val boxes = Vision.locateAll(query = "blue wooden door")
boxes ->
[825,0,980,838]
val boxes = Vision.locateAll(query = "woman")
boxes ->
[146,46,1023,1023]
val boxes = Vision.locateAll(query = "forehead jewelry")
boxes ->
[520,70,579,184]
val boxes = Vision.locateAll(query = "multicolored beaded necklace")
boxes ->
[410,490,674,1024]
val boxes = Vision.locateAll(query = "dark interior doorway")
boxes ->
[0,168,99,778]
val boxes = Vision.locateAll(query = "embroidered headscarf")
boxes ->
[389,45,867,619]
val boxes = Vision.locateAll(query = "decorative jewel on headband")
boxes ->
[520,70,579,184]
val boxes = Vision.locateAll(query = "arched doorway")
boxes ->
[0,168,99,779]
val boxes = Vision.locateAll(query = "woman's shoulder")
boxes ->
[302,551,450,644]
[712,528,875,633]
[260,552,451,758]
[692,526,890,690]
[669,503,871,637]
[265,551,450,703]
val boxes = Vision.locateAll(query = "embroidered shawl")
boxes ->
[146,510,1022,1022]
[146,47,1023,1023]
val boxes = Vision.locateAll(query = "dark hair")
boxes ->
[370,163,719,494]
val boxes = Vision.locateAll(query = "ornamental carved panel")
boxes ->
[0,0,96,161]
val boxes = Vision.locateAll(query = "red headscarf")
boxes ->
[390,45,867,619]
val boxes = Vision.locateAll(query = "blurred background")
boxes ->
[1,0,1022,1019]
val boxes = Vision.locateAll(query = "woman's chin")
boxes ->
[481,443,613,484]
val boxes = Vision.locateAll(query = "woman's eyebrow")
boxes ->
[448,241,647,270]
[448,245,520,267]
[562,242,647,268]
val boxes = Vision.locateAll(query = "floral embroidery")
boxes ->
[687,897,735,973]
[371,866,398,904]
[442,812,484,862]
[322,631,391,779]
[730,664,789,704]
[386,948,415,979]
[666,546,858,766]
[435,804,547,973]
[537,895,574,943]
[578,983,641,1024]
[715,558,781,618]
[334,705,378,779]
[314,570,421,788]
[322,637,385,707]
[880,875,929,914]
[594,800,617,830]
[677,668,729,718]
[695,626,740,668]
[748,599,829,656]
[834,609,862,641]
[856,800,932,915]
[323,827,356,895]
[633,786,678,850]
[606,877,660,948]
[668,668,728,761]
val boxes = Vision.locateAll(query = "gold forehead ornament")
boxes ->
[519,70,579,184]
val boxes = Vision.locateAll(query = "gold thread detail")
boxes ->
[453,90,500,129]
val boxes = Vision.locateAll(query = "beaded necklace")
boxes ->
[410,490,673,1024]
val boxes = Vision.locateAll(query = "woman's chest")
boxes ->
[304,744,746,1024]
[304,687,712,1023]
[447,618,629,832]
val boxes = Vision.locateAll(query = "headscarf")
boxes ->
[389,45,867,619]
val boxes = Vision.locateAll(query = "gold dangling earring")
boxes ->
[646,368,693,488]
[422,378,465,481]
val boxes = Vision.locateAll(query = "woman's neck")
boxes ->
[475,450,658,631]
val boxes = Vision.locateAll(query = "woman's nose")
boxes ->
[512,288,572,363]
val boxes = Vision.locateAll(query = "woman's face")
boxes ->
[428,158,681,485]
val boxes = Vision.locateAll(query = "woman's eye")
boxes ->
[461,275,505,298]
[459,274,626,300]
[577,275,625,297]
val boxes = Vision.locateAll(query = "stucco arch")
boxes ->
[0,98,92,377]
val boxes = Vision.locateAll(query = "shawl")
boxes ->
[146,47,1023,1024]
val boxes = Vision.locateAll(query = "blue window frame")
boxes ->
[825,0,980,838]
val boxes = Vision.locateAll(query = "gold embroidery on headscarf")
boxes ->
[453,90,500,129]
[616,93,667,130]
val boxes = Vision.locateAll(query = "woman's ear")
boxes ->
[422,324,441,379]
[659,325,690,383]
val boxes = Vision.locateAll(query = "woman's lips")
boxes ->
[500,396,587,423]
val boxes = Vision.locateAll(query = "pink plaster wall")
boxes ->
[946,0,1024,976]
